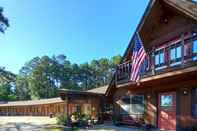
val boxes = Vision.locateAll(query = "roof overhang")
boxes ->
[59,88,104,98]
[122,0,197,61]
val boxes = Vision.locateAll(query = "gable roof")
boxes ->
[0,97,64,107]
[123,0,197,61]
[106,0,197,97]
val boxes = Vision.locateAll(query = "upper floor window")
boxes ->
[192,39,197,60]
[170,44,182,66]
[155,49,165,70]
[193,39,197,53]
[192,31,197,60]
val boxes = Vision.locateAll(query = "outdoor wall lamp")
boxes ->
[92,107,95,111]
[147,94,151,99]
[182,88,188,95]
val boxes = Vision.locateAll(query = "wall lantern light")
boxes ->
[92,107,95,111]
[182,88,188,95]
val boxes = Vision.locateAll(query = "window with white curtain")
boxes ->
[155,49,166,70]
[170,44,182,66]
[120,95,145,115]
[192,39,197,60]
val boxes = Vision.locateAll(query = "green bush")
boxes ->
[72,112,81,119]
[112,115,120,126]
[80,114,91,121]
[56,113,68,125]
[79,114,91,126]
[70,112,91,127]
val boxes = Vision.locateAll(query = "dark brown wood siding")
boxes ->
[0,102,66,116]
[113,77,197,129]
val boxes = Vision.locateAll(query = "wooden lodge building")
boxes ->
[0,0,197,130]
[105,0,197,130]
[0,86,108,120]
[0,97,66,116]
[59,86,108,121]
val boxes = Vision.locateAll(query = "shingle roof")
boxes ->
[0,97,64,107]
[86,85,108,95]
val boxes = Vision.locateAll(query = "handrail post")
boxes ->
[151,50,155,76]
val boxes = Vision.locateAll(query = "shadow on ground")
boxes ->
[0,123,75,131]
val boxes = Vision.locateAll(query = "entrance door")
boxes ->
[158,92,176,131]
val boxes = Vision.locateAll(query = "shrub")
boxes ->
[80,114,91,121]
[72,112,81,119]
[69,112,92,127]
[56,113,68,125]
[112,115,120,126]
[79,114,91,126]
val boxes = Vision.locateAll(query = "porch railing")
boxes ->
[116,46,197,85]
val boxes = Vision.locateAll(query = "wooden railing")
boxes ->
[116,32,197,85]
[116,48,197,85]
[116,61,132,84]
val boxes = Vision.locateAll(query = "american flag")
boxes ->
[130,33,146,82]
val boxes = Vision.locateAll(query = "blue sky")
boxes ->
[0,0,149,74]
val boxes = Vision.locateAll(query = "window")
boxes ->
[120,95,145,115]
[161,95,173,107]
[170,44,182,66]
[192,88,197,117]
[155,49,165,70]
[192,39,197,53]
[120,97,130,115]
[130,95,144,114]
[104,104,113,114]
[192,39,197,60]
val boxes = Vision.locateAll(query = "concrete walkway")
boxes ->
[80,123,143,131]
[0,116,159,131]
[0,116,57,125]
[0,116,59,131]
